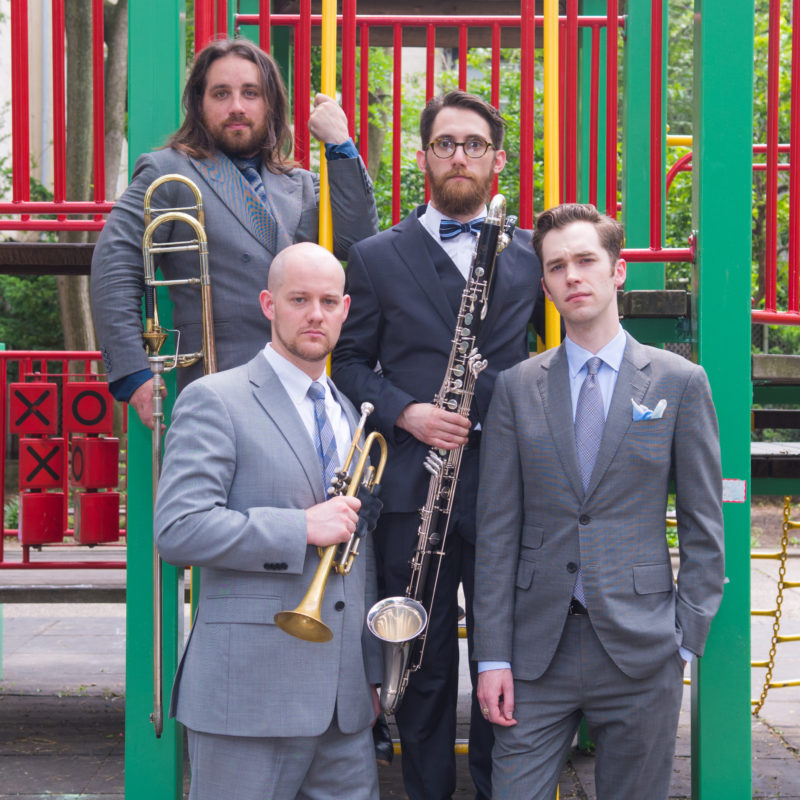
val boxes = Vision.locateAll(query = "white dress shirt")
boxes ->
[418,202,486,281]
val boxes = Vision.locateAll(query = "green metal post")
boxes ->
[126,2,185,798]
[691,1,753,797]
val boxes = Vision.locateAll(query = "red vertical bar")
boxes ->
[0,357,6,550]
[605,1,618,218]
[491,22,500,197]
[259,2,270,52]
[589,23,600,208]
[216,0,227,38]
[11,0,31,206]
[459,24,468,90]
[559,22,566,204]
[392,24,402,224]
[765,0,780,312]
[790,0,800,313]
[425,24,435,204]
[565,0,578,203]
[195,0,213,54]
[51,0,66,207]
[359,24,370,166]
[649,0,663,249]
[342,0,357,139]
[296,0,311,169]
[92,0,105,207]
[519,0,536,228]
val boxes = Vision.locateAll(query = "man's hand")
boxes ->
[308,93,350,145]
[306,495,361,547]
[128,378,166,431]
[477,668,517,727]
[396,403,471,450]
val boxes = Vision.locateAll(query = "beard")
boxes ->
[206,113,268,158]
[427,164,494,217]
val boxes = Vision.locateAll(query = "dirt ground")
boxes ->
[750,495,800,549]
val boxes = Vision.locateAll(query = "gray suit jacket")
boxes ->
[473,333,725,680]
[90,147,378,391]
[154,353,381,737]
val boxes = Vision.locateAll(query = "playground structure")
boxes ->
[0,1,797,798]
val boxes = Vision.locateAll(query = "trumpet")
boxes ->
[142,174,216,738]
[275,402,388,643]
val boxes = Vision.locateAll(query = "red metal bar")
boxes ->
[51,0,67,206]
[589,23,600,207]
[459,24,468,90]
[425,24,435,204]
[492,22,500,197]
[790,0,800,314]
[649,0,663,249]
[295,0,312,169]
[392,24,402,224]
[0,561,126,569]
[559,21,566,203]
[605,0,618,217]
[0,202,115,213]
[665,152,693,194]
[765,0,780,313]
[342,0,357,139]
[565,0,578,203]
[195,0,213,54]
[0,219,106,231]
[236,14,612,27]
[259,1,270,52]
[622,247,694,263]
[359,24,370,167]
[92,0,105,209]
[11,0,31,208]
[519,0,536,228]
[751,310,800,324]
[216,0,228,38]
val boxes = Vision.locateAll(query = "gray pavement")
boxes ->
[1,546,799,798]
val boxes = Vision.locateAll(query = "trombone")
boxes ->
[141,174,216,737]
[274,402,388,643]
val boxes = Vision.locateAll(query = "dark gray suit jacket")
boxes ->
[90,147,378,392]
[473,333,725,680]
[154,354,381,737]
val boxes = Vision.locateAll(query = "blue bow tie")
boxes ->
[439,218,485,240]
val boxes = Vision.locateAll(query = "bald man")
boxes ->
[155,243,382,800]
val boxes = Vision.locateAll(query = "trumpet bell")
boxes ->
[273,609,333,643]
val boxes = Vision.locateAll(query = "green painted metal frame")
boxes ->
[126,1,186,797]
[691,1,754,796]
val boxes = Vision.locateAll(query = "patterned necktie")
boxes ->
[307,381,339,494]
[439,217,484,240]
[572,356,605,606]
[233,156,270,207]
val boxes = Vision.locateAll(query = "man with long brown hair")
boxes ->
[91,38,377,427]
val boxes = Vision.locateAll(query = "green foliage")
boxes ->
[0,275,64,350]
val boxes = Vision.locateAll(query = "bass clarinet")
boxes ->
[367,194,517,715]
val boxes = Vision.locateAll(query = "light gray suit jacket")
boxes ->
[154,354,381,738]
[473,333,725,681]
[90,147,378,392]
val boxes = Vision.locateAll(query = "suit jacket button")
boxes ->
[334,601,345,611]
[263,563,273,570]
[579,514,591,525]
[279,562,288,570]
[567,562,578,573]
[242,252,251,262]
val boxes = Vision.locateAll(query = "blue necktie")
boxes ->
[233,156,270,206]
[307,381,339,494]
[572,356,605,606]
[439,217,484,240]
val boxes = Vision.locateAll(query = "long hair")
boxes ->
[167,38,294,173]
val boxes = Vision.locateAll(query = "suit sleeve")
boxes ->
[672,365,725,656]
[472,370,525,664]
[325,156,379,260]
[154,379,308,574]
[332,243,418,442]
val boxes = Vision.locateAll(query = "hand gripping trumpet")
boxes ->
[274,402,388,643]
[367,195,516,715]
[142,174,216,738]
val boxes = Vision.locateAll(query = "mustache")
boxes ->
[444,168,473,180]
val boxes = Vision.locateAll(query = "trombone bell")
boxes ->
[273,609,333,643]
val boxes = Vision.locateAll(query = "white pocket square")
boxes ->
[631,398,667,421]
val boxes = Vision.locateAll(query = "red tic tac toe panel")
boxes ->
[19,438,64,489]
[74,492,120,545]
[19,491,65,545]
[10,382,58,435]
[70,437,119,489]
[63,382,114,434]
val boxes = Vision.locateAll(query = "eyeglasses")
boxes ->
[427,136,495,159]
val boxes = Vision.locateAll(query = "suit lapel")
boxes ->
[190,153,278,254]
[584,333,651,497]
[247,355,325,502]
[539,345,585,502]
[261,168,301,252]
[391,207,460,334]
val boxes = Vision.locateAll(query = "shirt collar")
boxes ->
[419,202,488,242]
[263,343,328,405]
[565,326,626,379]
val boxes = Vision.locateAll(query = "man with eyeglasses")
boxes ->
[333,91,545,800]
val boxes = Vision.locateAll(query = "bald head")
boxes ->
[268,242,345,293]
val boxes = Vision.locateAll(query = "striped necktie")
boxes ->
[307,381,339,494]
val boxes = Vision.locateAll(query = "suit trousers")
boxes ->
[492,614,684,800]
[186,717,378,800]
[375,507,493,800]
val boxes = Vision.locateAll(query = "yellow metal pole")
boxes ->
[543,0,561,350]
[318,0,336,251]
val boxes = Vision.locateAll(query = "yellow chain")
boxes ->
[752,496,792,715]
